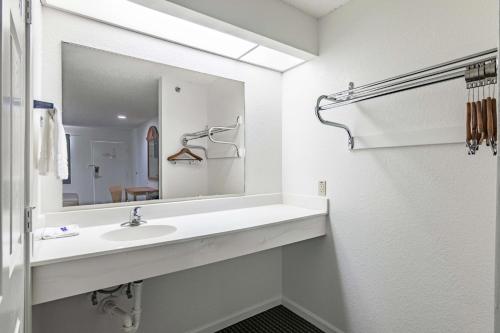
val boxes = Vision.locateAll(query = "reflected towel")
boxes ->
[38,111,54,175]
[55,110,68,180]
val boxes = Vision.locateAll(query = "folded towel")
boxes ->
[41,224,79,240]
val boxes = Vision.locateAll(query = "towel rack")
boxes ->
[316,48,498,150]
[33,100,54,109]
[33,100,56,118]
[181,116,244,158]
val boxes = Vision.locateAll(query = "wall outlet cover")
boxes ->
[318,181,326,196]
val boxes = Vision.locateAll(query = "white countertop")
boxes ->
[32,204,326,267]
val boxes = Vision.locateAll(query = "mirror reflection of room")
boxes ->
[60,43,245,208]
[61,44,160,206]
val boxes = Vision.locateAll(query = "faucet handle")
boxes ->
[131,206,142,220]
[122,207,146,227]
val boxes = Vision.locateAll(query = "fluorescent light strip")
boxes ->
[44,0,257,59]
[44,0,307,72]
[240,46,305,72]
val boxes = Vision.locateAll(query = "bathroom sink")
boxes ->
[101,225,177,242]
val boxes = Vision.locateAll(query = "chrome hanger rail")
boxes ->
[181,116,244,158]
[315,48,498,150]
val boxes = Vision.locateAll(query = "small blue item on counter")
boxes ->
[41,224,79,240]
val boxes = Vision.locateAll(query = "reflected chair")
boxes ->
[109,185,123,203]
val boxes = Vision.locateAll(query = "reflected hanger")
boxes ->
[167,148,203,162]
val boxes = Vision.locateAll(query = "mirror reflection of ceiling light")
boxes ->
[239,46,305,72]
[117,115,127,119]
[43,0,308,72]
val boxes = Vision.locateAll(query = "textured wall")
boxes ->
[281,0,498,332]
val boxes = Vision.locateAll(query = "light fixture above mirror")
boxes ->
[42,0,308,72]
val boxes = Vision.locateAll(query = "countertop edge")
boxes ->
[31,207,327,267]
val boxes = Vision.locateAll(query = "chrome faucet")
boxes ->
[121,206,147,227]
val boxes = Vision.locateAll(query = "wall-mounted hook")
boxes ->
[347,82,355,100]
[315,95,354,150]
[208,116,244,157]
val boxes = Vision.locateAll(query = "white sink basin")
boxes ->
[101,225,177,242]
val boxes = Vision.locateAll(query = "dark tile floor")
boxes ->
[217,305,324,333]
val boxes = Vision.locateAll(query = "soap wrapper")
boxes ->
[41,224,79,240]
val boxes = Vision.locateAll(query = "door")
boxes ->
[0,0,26,332]
[91,141,130,204]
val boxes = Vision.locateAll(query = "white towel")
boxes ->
[37,108,69,179]
[41,224,79,240]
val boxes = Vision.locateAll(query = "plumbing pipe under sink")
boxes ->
[101,300,133,330]
[130,281,143,333]
[99,281,143,333]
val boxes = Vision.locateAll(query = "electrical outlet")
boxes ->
[318,180,327,196]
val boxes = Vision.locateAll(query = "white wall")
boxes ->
[207,78,245,195]
[281,0,498,332]
[161,79,209,199]
[36,6,282,213]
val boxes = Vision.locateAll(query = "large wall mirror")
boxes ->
[61,43,245,208]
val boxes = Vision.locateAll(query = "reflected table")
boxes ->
[125,187,158,201]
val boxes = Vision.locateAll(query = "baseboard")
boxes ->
[187,295,344,333]
[187,296,282,333]
[282,296,346,333]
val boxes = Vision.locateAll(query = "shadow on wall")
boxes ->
[282,204,350,333]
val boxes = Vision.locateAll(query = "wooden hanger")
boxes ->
[167,148,203,161]
[476,99,484,143]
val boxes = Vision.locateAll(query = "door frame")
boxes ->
[24,0,33,332]
[90,140,129,205]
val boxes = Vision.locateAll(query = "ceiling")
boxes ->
[281,0,350,18]
[62,43,217,128]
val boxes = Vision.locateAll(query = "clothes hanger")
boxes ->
[490,81,497,155]
[465,61,497,156]
[471,87,477,147]
[476,84,485,144]
[466,87,472,153]
[167,147,203,162]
